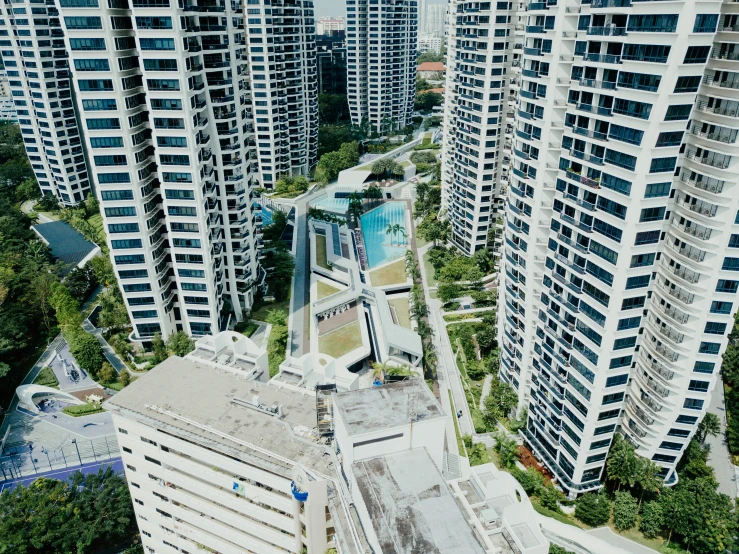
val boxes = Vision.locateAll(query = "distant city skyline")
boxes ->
[314,0,445,19]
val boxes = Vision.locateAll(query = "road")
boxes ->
[705,376,738,498]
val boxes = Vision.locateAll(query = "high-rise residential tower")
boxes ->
[441,0,518,256]
[0,3,92,205]
[244,1,318,188]
[346,0,417,133]
[424,2,447,38]
[56,0,319,342]
[491,0,739,494]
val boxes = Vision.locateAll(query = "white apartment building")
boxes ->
[424,2,447,38]
[418,34,443,54]
[346,0,417,133]
[244,1,318,188]
[106,355,549,554]
[58,0,263,341]
[0,69,12,96]
[316,16,346,35]
[491,0,739,494]
[0,3,92,205]
[441,0,518,256]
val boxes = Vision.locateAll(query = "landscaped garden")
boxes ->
[317,280,341,300]
[387,297,411,329]
[318,320,363,359]
[33,366,59,389]
[315,234,331,270]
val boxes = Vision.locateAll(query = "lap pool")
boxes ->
[311,197,350,214]
[360,202,408,269]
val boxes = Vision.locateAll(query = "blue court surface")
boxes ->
[0,457,123,492]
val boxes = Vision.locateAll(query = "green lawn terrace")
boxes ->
[305,218,423,378]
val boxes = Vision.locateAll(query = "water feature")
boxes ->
[360,202,408,269]
[311,197,350,214]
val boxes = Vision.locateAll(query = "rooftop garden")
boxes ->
[315,235,331,270]
[318,320,363,359]
[387,297,412,329]
[317,280,341,300]
[368,258,407,287]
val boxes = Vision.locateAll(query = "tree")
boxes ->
[266,309,288,326]
[16,178,40,202]
[97,361,116,385]
[640,500,663,538]
[151,332,168,364]
[0,362,9,379]
[97,288,130,332]
[540,484,565,512]
[318,94,350,125]
[0,467,138,554]
[697,412,721,444]
[414,91,443,112]
[612,491,638,531]
[64,265,97,302]
[69,331,105,377]
[437,283,463,304]
[417,51,444,63]
[511,466,546,496]
[84,193,99,216]
[575,491,611,527]
[167,331,194,357]
[492,432,518,468]
[266,250,294,301]
[315,141,359,183]
[364,184,383,207]
[90,255,116,288]
[605,434,639,491]
[635,458,663,508]
[347,191,364,225]
[485,381,518,422]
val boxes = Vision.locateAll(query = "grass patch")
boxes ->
[33,367,59,389]
[103,381,124,391]
[388,297,411,329]
[422,250,438,287]
[317,280,341,300]
[531,498,583,528]
[62,403,105,417]
[448,390,466,457]
[251,298,290,322]
[267,323,288,377]
[315,235,331,270]
[318,320,363,359]
[369,258,407,287]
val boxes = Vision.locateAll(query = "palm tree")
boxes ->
[365,184,383,207]
[386,223,394,245]
[392,223,400,244]
[397,226,406,244]
[697,412,721,443]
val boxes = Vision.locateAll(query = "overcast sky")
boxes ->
[314,0,446,19]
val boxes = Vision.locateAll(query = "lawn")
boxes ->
[32,366,59,389]
[62,403,104,417]
[388,297,411,329]
[318,320,363,359]
[368,258,407,287]
[251,298,290,322]
[317,280,341,300]
[315,235,331,270]
[422,250,438,287]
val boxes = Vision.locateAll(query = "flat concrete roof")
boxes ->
[333,380,444,436]
[352,449,486,554]
[104,356,333,477]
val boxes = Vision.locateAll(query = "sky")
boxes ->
[314,0,446,19]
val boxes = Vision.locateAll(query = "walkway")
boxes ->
[288,195,311,357]
[705,376,738,498]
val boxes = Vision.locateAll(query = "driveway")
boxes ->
[705,377,738,498]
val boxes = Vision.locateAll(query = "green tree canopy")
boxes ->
[167,330,195,357]
[575,491,611,527]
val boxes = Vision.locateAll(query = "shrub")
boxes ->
[639,500,663,538]
[267,323,288,377]
[540,484,565,512]
[167,330,194,357]
[575,491,611,527]
[612,491,638,531]
[62,403,104,417]
[97,362,116,385]
[511,466,546,496]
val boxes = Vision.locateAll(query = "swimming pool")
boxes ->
[311,197,350,214]
[360,202,408,269]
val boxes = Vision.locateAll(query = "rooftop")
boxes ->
[333,380,443,436]
[103,356,333,477]
[31,220,99,274]
[352,449,486,554]
[417,62,446,72]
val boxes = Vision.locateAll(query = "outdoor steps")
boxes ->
[444,451,461,480]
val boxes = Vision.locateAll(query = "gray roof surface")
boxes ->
[333,379,444,436]
[32,220,97,270]
[352,449,486,554]
[103,356,334,477]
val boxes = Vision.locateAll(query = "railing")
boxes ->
[679,172,725,194]
[587,26,626,36]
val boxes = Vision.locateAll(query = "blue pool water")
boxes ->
[360,202,408,269]
[259,204,273,226]
[312,197,350,214]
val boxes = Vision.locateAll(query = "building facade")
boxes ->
[492,0,739,494]
[58,0,266,341]
[244,0,318,187]
[317,16,345,35]
[0,2,92,205]
[418,35,443,54]
[317,34,347,95]
[441,0,518,256]
[346,0,417,133]
[423,2,446,38]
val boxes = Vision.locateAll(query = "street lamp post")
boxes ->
[41,447,52,471]
[71,439,82,466]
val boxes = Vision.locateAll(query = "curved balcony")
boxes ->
[625,395,655,426]
[679,171,725,195]
[656,279,696,307]
[662,257,701,285]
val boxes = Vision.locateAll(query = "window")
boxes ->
[608,124,643,146]
[144,455,161,465]
[105,206,136,217]
[635,230,660,245]
[70,38,105,51]
[688,380,710,393]
[111,239,142,249]
[596,197,627,220]
[723,258,739,271]
[74,59,109,72]
[609,355,632,369]
[589,240,618,265]
[699,342,720,354]
[655,131,684,147]
[602,392,624,405]
[677,415,698,425]
[135,16,172,29]
[710,301,732,314]
[90,137,123,148]
[639,207,665,222]
[606,374,628,387]
[644,182,671,198]
[593,219,623,243]
[617,71,661,92]
[652,454,677,463]
[617,316,641,330]
[717,279,739,293]
[704,322,728,335]
[586,261,614,286]
[621,296,645,310]
[674,76,701,93]
[730,235,739,248]
[583,281,610,307]
[605,148,637,170]
[649,157,677,173]
[87,118,120,130]
[143,59,177,71]
[101,190,133,201]
[594,424,616,435]
[667,428,691,438]
[598,409,620,421]
[693,14,718,33]
[64,16,102,29]
[78,79,114,92]
[613,336,637,350]
[139,38,175,51]
[683,398,704,410]
[694,361,715,374]
[664,105,692,121]
[613,98,652,120]
[630,253,655,267]
[684,45,711,63]
[151,98,181,110]
[627,14,678,32]
[147,79,179,91]
[82,99,117,111]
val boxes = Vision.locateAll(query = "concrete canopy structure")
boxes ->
[16,385,85,414]
[31,221,101,274]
